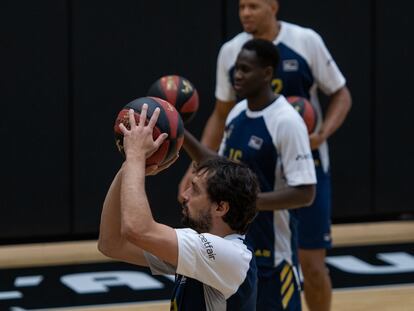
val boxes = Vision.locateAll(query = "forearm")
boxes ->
[200,112,227,150]
[121,157,178,266]
[200,99,236,150]
[319,86,352,140]
[183,130,217,164]
[120,157,155,239]
[98,168,124,254]
[257,185,315,211]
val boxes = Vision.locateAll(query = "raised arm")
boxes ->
[100,106,180,267]
[98,166,150,266]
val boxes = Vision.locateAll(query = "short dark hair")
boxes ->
[195,157,259,234]
[242,38,279,72]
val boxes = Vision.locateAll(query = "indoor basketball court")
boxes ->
[1,221,413,310]
[1,0,413,310]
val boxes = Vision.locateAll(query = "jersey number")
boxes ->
[272,78,283,94]
[228,148,242,162]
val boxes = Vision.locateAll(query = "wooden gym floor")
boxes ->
[1,221,414,311]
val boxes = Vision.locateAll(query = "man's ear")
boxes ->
[268,0,279,16]
[215,201,230,217]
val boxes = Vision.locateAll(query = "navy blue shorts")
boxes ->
[257,261,302,311]
[296,162,332,249]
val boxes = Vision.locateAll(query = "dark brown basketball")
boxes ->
[286,96,318,134]
[147,75,199,123]
[114,96,184,167]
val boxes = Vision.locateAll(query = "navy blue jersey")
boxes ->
[218,97,316,270]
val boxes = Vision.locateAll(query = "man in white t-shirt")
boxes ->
[98,105,259,310]
[179,1,352,310]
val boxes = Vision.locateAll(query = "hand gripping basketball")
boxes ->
[119,105,168,160]
[114,96,184,169]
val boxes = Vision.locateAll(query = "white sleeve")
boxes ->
[144,251,176,276]
[215,44,237,102]
[276,116,317,186]
[307,30,346,95]
[175,229,251,299]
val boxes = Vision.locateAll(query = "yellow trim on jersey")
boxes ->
[280,263,296,309]
[282,283,295,309]
[281,270,293,294]
[280,263,290,281]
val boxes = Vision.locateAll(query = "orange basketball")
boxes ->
[147,75,199,124]
[286,96,317,134]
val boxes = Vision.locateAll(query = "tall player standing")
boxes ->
[179,0,352,310]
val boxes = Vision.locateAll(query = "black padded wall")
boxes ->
[0,1,71,239]
[374,0,414,215]
[71,0,223,234]
[1,0,413,243]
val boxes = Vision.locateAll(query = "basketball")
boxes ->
[147,75,199,123]
[286,96,318,134]
[114,96,184,167]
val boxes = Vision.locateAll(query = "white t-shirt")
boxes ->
[144,228,256,310]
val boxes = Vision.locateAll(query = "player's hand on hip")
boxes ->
[178,164,194,203]
[119,105,168,160]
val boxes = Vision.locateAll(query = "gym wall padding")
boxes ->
[374,0,414,215]
[0,0,413,242]
[0,1,71,239]
[71,0,223,235]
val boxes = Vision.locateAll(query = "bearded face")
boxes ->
[181,202,212,233]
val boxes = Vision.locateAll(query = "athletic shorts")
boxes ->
[257,261,302,311]
[296,156,332,249]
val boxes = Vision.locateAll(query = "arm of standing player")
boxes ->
[178,99,235,201]
[178,129,219,197]
[309,86,352,150]
[183,129,218,164]
[257,185,315,211]
[200,99,236,150]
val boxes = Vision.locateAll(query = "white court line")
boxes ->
[333,282,414,292]
[0,291,22,300]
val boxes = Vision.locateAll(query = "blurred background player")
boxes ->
[179,0,352,310]
[98,106,259,310]
[182,38,316,310]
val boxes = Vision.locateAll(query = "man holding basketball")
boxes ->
[98,105,259,310]
[182,39,317,310]
[179,0,352,310]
